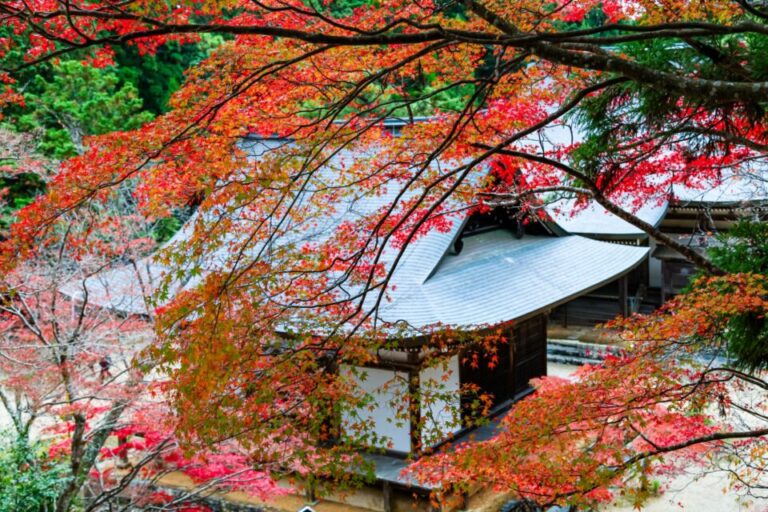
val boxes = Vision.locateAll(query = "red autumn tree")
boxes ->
[412,272,768,509]
[0,205,284,511]
[2,0,768,506]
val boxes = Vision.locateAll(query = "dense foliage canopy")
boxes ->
[2,0,768,508]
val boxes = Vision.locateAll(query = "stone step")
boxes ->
[546,339,621,366]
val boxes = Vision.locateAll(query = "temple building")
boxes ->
[59,135,659,509]
[545,173,768,326]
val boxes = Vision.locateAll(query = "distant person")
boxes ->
[99,355,112,382]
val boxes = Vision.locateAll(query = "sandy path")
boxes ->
[603,470,760,511]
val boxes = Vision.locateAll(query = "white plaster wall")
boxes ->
[419,355,461,449]
[340,366,411,453]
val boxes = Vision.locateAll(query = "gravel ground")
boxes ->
[603,470,760,511]
[3,363,764,511]
[546,363,766,511]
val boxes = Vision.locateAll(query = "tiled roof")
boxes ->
[546,199,668,239]
[380,230,648,329]
[671,173,768,206]
[60,138,649,329]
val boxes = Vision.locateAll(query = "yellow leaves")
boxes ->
[635,0,737,24]
[478,0,737,28]
[611,273,768,351]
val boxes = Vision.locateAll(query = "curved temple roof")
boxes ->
[546,199,668,240]
[380,230,647,329]
[61,137,649,331]
[61,224,648,331]
[671,174,768,206]
[547,172,768,240]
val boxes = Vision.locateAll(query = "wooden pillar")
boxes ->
[640,239,650,289]
[509,324,518,397]
[429,493,443,512]
[409,370,421,455]
[382,482,393,512]
[305,474,318,505]
[619,273,629,317]
[563,302,568,328]
[460,491,470,510]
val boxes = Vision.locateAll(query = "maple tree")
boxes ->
[411,222,768,508]
[413,270,768,509]
[0,207,283,511]
[2,0,768,507]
